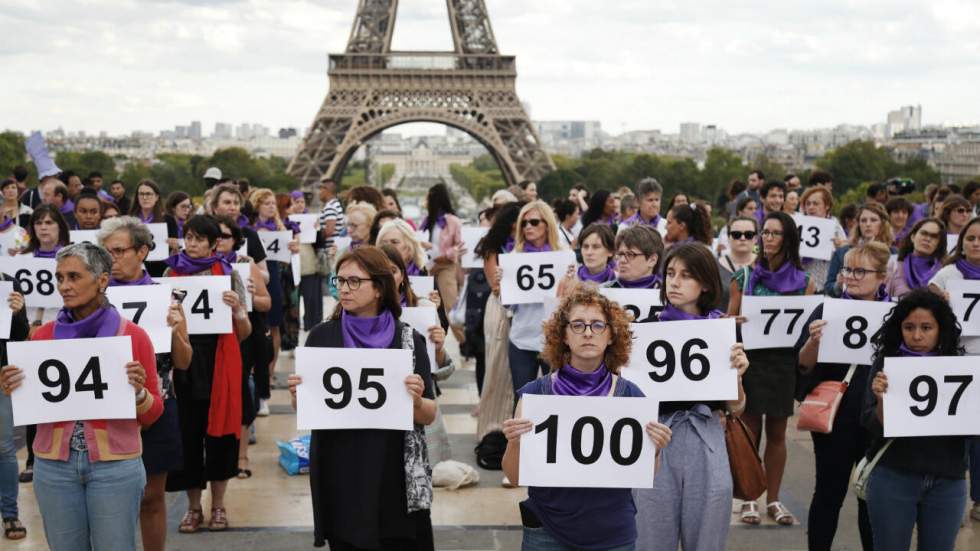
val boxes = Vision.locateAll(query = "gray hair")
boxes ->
[97,216,155,252]
[56,242,113,280]
[636,177,662,197]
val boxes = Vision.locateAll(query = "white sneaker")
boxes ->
[971,501,980,521]
[501,476,516,488]
[257,399,270,417]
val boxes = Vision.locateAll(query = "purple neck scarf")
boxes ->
[617,273,661,289]
[625,212,661,227]
[341,309,395,349]
[406,261,422,276]
[60,200,75,215]
[503,237,515,253]
[577,263,615,283]
[898,343,938,357]
[956,258,980,280]
[0,217,13,232]
[746,259,807,295]
[904,254,941,289]
[521,241,552,253]
[253,218,278,232]
[841,284,890,302]
[163,251,231,275]
[350,239,363,250]
[109,270,155,286]
[421,214,446,232]
[236,214,250,228]
[284,219,301,234]
[54,304,122,339]
[176,218,184,239]
[34,246,62,259]
[552,363,612,396]
[658,304,723,322]
[223,250,238,263]
[138,210,154,223]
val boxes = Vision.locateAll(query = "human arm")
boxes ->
[501,399,531,485]
[484,253,501,296]
[167,302,193,371]
[409,331,437,425]
[249,260,272,312]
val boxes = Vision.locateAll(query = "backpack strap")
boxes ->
[606,374,619,397]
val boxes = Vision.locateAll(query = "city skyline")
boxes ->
[2,0,978,137]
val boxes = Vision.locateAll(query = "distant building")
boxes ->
[679,122,701,143]
[189,121,202,140]
[213,122,233,139]
[885,105,922,138]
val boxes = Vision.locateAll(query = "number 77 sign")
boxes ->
[498,251,577,305]
[740,295,823,349]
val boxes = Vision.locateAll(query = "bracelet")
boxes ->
[135,388,148,405]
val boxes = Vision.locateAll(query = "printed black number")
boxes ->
[680,339,710,381]
[13,268,33,295]
[190,290,213,320]
[38,356,106,403]
[537,264,556,290]
[609,418,643,466]
[945,375,973,415]
[122,301,148,324]
[963,293,980,322]
[357,368,386,410]
[908,374,974,417]
[322,367,352,409]
[625,304,662,323]
[760,308,805,335]
[761,309,780,335]
[646,340,675,382]
[516,264,534,291]
[797,225,820,248]
[785,309,805,334]
[267,239,280,254]
[645,339,711,382]
[515,263,557,291]
[570,416,603,465]
[843,315,868,349]
[535,414,644,467]
[535,414,559,464]
[36,269,55,296]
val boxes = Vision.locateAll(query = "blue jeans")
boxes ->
[866,464,966,551]
[0,393,18,519]
[522,526,635,551]
[970,438,980,502]
[508,343,546,407]
[34,451,146,551]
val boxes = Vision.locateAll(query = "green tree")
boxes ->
[0,131,27,180]
[815,140,892,193]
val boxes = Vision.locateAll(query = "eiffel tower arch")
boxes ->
[288,0,554,189]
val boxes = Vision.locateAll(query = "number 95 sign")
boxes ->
[499,251,577,305]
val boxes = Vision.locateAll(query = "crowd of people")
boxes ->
[0,161,977,551]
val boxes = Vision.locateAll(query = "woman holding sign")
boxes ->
[501,285,672,551]
[0,242,164,550]
[795,242,891,551]
[602,225,664,290]
[162,215,250,533]
[633,244,750,551]
[287,246,437,550]
[798,186,847,291]
[929,216,980,355]
[728,211,816,525]
[825,203,894,297]
[886,218,946,299]
[862,289,968,550]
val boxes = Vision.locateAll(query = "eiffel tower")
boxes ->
[288,0,554,188]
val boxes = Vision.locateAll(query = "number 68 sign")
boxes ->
[498,251,577,305]
[8,336,136,426]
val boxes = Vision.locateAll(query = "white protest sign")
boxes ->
[69,229,99,245]
[295,347,414,431]
[623,318,738,401]
[817,298,895,366]
[146,223,169,262]
[947,234,959,255]
[883,356,980,437]
[258,230,293,263]
[1,256,60,308]
[291,253,301,286]
[408,276,435,297]
[8,336,135,426]
[460,227,488,269]
[333,236,352,255]
[947,280,980,336]
[598,288,663,324]
[289,213,319,244]
[153,276,232,334]
[0,230,23,257]
[0,281,12,339]
[499,251,577,305]
[793,214,837,261]
[740,295,823,350]
[106,284,173,354]
[231,263,253,311]
[399,307,439,375]
[518,394,658,488]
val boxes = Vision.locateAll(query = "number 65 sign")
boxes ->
[499,251,577,305]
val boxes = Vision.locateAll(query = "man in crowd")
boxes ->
[866,183,888,205]
[623,177,666,233]
[318,178,345,248]
[109,179,131,214]
[808,170,833,191]
[11,165,29,199]
[63,171,84,201]
[204,166,222,189]
[736,169,765,210]
[757,180,786,225]
[51,183,77,227]
[73,189,103,230]
[783,173,802,193]
[964,180,980,216]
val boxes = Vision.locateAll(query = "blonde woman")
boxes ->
[344,202,377,250]
[825,203,895,296]
[377,219,428,276]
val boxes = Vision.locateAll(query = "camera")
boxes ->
[885,177,916,196]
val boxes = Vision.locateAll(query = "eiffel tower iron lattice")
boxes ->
[288,0,554,188]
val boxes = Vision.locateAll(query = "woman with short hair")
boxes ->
[886,217,946,299]
[603,225,664,290]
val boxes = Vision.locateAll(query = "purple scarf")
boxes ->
[164,251,232,275]
[350,239,363,250]
[956,259,980,280]
[406,261,422,276]
[903,254,941,289]
[223,250,238,263]
[34,246,62,259]
[898,343,938,357]
[841,285,890,302]
[521,241,552,253]
[746,259,807,295]
[176,218,184,239]
[284,219,302,234]
[252,218,278,232]
[625,212,661,228]
[421,214,446,232]
[577,263,615,283]
[54,305,122,339]
[552,363,612,396]
[0,217,13,232]
[109,270,155,286]
[503,237,515,253]
[236,214,250,228]
[138,211,154,224]
[617,273,661,289]
[341,309,395,349]
[658,304,723,322]
[60,200,75,216]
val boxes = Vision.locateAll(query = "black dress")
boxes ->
[306,319,435,550]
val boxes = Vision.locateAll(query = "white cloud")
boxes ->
[0,0,977,136]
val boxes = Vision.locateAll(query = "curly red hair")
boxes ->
[541,282,633,374]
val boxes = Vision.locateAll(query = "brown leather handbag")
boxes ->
[724,412,767,501]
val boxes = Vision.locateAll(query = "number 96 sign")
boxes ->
[499,251,577,305]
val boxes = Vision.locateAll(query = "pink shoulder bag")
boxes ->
[797,365,857,433]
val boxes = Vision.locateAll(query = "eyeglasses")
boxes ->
[729,230,757,241]
[217,233,234,240]
[520,218,544,228]
[953,207,970,215]
[331,275,372,290]
[568,320,608,335]
[614,250,645,262]
[916,230,941,240]
[840,267,884,280]
[106,246,136,258]
[761,229,783,238]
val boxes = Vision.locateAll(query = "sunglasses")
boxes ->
[520,218,544,228]
[729,230,757,241]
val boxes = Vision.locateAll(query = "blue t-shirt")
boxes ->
[518,374,645,550]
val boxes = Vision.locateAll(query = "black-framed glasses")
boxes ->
[729,230,757,241]
[568,320,608,335]
[614,250,645,262]
[761,229,783,238]
[520,218,544,228]
[840,267,883,280]
[106,246,136,258]
[331,275,371,290]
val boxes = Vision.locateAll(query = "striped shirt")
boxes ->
[319,197,346,248]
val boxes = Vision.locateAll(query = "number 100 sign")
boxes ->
[294,347,414,431]
[883,356,980,437]
[518,394,659,488]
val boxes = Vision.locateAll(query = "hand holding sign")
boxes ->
[882,356,980,437]
[499,251,577,305]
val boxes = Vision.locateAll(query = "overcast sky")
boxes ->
[2,0,979,137]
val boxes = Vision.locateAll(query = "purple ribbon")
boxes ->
[616,273,661,289]
[163,251,231,275]
[252,218,278,232]
[34,246,62,259]
[503,237,515,253]
[59,200,75,216]
[0,217,13,232]
[552,363,612,396]
[340,309,395,349]
[520,242,552,253]
[624,213,661,228]
[841,285,890,302]
[421,214,446,232]
[54,305,122,339]
[236,214,250,228]
[406,261,422,276]
[898,343,938,357]
[138,211,154,224]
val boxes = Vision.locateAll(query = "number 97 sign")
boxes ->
[883,356,980,437]
[498,251,577,305]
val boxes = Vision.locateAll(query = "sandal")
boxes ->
[178,508,204,533]
[18,467,33,483]
[208,507,229,531]
[3,518,27,540]
[767,501,796,526]
[237,459,252,479]
[739,501,761,525]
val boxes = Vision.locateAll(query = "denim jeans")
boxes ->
[34,451,146,551]
[970,438,980,502]
[522,526,636,551]
[508,343,547,407]
[0,393,18,519]
[866,464,967,551]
